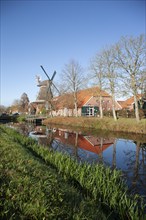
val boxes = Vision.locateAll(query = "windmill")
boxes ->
[37,65,60,112]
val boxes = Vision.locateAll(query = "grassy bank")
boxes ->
[0,125,111,219]
[43,117,146,134]
[0,125,146,219]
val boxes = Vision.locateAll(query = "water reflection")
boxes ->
[123,141,146,195]
[52,128,115,165]
[10,123,146,199]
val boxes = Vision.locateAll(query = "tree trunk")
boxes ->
[112,95,117,121]
[99,96,103,118]
[74,92,78,117]
[134,94,140,122]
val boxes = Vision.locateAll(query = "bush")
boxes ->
[17,115,26,122]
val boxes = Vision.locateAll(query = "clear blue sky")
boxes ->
[1,0,145,106]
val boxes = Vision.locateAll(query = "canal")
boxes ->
[11,122,146,200]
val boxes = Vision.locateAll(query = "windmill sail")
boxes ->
[40,65,50,80]
[36,65,60,108]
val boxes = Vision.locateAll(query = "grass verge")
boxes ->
[43,117,146,134]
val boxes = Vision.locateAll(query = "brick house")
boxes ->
[117,94,146,111]
[51,87,121,117]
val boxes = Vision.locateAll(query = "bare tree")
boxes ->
[101,47,118,121]
[11,99,21,112]
[20,93,30,113]
[139,69,146,93]
[90,53,106,118]
[115,34,146,122]
[61,60,86,117]
[0,105,7,114]
[138,69,146,109]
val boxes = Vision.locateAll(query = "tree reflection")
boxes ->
[73,132,79,159]
[132,142,140,189]
[98,137,103,163]
[112,139,117,170]
[124,141,146,195]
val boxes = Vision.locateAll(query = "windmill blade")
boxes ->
[51,71,56,81]
[52,82,60,95]
[40,65,50,80]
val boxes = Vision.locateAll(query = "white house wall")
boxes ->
[51,107,82,117]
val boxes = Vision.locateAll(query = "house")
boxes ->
[116,101,126,109]
[51,87,121,117]
[117,94,146,111]
[31,86,122,116]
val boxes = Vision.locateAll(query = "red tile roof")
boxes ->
[77,87,110,107]
[119,94,142,109]
[117,101,126,108]
[53,87,111,109]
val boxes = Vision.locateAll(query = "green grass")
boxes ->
[0,126,111,220]
[43,116,146,134]
[0,125,146,220]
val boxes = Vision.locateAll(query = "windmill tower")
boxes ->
[36,65,60,115]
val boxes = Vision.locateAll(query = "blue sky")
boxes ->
[1,0,145,106]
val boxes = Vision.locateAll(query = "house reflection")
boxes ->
[52,128,114,163]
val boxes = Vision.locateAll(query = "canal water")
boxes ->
[11,123,146,200]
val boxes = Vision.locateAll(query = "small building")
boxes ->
[117,94,146,111]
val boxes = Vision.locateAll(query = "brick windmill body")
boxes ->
[36,65,60,115]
